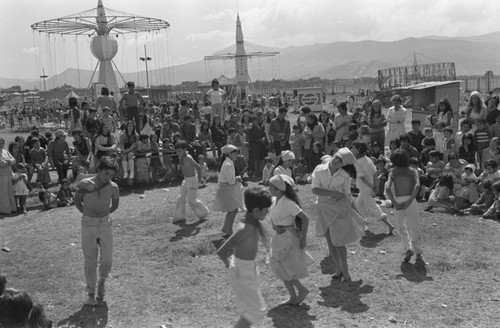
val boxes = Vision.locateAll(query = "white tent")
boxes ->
[65,91,81,100]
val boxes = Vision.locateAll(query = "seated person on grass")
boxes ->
[454,164,479,210]
[424,175,455,213]
[481,180,500,221]
[461,179,495,215]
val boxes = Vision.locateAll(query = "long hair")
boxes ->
[437,98,454,118]
[342,164,357,179]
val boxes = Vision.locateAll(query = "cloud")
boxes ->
[22,47,39,55]
[202,9,233,22]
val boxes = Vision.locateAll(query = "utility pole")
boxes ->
[140,45,152,99]
[40,68,48,92]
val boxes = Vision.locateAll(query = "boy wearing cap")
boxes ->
[172,140,209,223]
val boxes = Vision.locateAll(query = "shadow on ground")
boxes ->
[318,279,373,314]
[169,219,207,242]
[57,302,108,328]
[396,260,433,283]
[268,303,316,328]
[319,256,337,275]
[360,230,391,248]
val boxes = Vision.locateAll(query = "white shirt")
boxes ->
[262,165,273,182]
[273,166,292,178]
[206,89,226,105]
[355,156,376,191]
[311,163,351,198]
[218,157,236,184]
[269,196,301,226]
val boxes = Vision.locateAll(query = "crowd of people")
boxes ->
[2,81,500,327]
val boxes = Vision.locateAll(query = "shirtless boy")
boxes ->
[74,156,120,306]
[385,149,424,264]
[217,187,272,328]
[172,140,209,223]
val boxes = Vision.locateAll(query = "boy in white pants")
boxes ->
[385,149,423,263]
[351,142,395,234]
[173,140,209,222]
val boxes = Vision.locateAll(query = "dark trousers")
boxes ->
[127,107,140,133]
[54,159,69,183]
[273,141,291,156]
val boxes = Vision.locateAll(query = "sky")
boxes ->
[1,0,500,80]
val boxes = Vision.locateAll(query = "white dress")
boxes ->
[385,106,407,146]
[312,163,366,246]
[268,197,314,281]
[213,157,244,212]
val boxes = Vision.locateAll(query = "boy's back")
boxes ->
[391,167,418,197]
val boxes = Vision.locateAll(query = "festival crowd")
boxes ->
[2,80,500,327]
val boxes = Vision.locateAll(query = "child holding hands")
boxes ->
[217,187,272,328]
[268,174,314,306]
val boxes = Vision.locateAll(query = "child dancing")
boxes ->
[217,187,272,328]
[268,174,314,305]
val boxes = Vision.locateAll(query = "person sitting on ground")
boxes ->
[57,178,74,207]
[481,180,500,221]
[461,179,495,215]
[424,175,455,213]
[421,150,445,195]
[454,164,480,210]
[477,159,500,186]
[0,276,52,328]
[47,129,71,183]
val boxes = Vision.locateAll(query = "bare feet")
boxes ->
[97,278,105,301]
[279,298,296,306]
[292,288,309,305]
[85,294,98,306]
[332,272,343,279]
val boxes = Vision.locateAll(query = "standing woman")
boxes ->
[311,147,366,281]
[385,95,407,146]
[436,98,454,127]
[247,115,267,178]
[210,115,227,160]
[69,96,82,133]
[465,91,486,133]
[368,99,387,147]
[302,113,325,172]
[0,137,16,214]
[214,144,245,237]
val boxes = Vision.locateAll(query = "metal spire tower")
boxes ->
[205,14,279,102]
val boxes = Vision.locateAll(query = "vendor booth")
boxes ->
[402,81,461,130]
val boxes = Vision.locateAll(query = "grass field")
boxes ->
[1,178,500,328]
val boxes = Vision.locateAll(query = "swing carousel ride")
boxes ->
[31,0,170,97]
[204,14,279,103]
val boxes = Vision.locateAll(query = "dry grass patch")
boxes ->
[1,181,500,327]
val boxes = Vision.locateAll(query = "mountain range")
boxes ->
[3,31,500,90]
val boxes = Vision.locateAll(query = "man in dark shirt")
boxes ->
[408,120,425,154]
[269,107,291,155]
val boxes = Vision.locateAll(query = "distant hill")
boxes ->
[3,31,500,90]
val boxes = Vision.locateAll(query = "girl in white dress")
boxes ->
[311,147,366,282]
[268,174,314,305]
[213,144,245,237]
